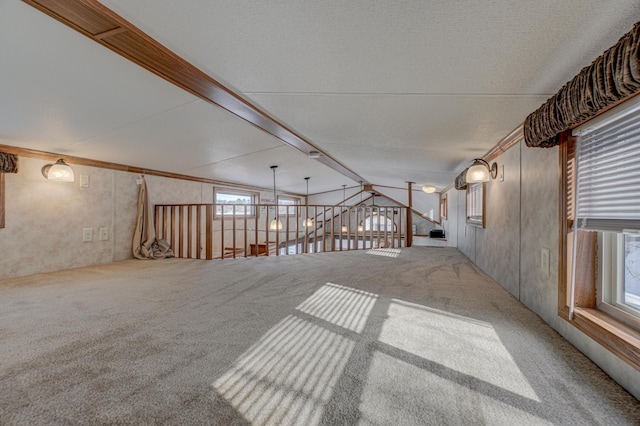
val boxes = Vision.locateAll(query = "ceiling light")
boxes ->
[422,185,436,193]
[309,151,321,159]
[466,159,491,183]
[41,159,74,182]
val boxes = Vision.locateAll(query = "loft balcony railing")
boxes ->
[154,204,408,260]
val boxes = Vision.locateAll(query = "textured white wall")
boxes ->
[475,144,521,298]
[0,157,261,279]
[462,140,640,399]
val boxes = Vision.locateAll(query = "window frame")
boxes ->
[559,132,640,371]
[213,188,259,219]
[598,232,640,329]
[466,182,485,228]
[364,213,396,232]
[0,173,5,228]
[440,193,448,220]
[277,195,300,216]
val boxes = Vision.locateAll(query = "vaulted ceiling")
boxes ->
[1,1,639,194]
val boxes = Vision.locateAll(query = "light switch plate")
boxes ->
[83,228,93,242]
[541,247,550,276]
[99,227,109,241]
[80,175,90,188]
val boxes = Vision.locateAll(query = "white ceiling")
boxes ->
[1,1,639,194]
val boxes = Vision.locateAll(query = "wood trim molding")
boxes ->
[484,125,524,163]
[559,307,640,371]
[0,173,5,229]
[0,144,304,197]
[22,0,366,185]
[373,189,441,225]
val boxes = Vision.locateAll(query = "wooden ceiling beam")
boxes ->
[22,0,367,184]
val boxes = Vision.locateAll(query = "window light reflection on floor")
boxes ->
[213,283,541,425]
[377,299,540,401]
[366,248,401,258]
[296,283,377,333]
[213,315,355,426]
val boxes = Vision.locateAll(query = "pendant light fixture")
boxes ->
[340,184,348,233]
[371,191,378,215]
[303,177,313,228]
[357,181,364,233]
[269,165,283,231]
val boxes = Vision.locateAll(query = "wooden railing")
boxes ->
[155,204,408,260]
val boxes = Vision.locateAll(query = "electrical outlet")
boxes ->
[83,228,93,242]
[99,227,109,241]
[541,247,550,276]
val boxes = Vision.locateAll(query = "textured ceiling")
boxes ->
[2,1,639,193]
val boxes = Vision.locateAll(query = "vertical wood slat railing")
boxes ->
[155,204,408,260]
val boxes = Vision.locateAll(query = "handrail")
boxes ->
[154,203,408,260]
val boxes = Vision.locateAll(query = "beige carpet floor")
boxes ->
[0,247,638,425]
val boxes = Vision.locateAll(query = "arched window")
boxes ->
[364,214,396,232]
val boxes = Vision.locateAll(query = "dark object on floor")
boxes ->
[430,229,445,239]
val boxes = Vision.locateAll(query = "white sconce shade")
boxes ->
[42,159,74,182]
[466,159,491,183]
[341,225,348,233]
[269,219,283,230]
[422,185,436,193]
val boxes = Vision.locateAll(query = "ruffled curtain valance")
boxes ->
[524,22,640,148]
[0,152,18,173]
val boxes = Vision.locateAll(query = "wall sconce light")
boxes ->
[42,159,75,182]
[465,159,498,183]
[422,185,436,193]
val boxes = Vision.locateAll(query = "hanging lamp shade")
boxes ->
[270,219,283,230]
[270,165,282,231]
[303,177,313,228]
[466,159,491,183]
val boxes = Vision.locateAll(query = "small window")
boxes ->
[277,196,299,215]
[364,213,396,232]
[466,183,484,227]
[214,189,257,218]
[440,193,448,220]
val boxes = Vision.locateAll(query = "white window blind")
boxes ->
[466,183,483,224]
[576,106,640,232]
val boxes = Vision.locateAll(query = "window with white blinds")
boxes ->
[575,101,640,232]
[466,183,484,226]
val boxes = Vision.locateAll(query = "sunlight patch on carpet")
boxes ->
[296,283,377,333]
[212,315,355,426]
[358,352,552,426]
[378,299,540,402]
[366,248,401,258]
